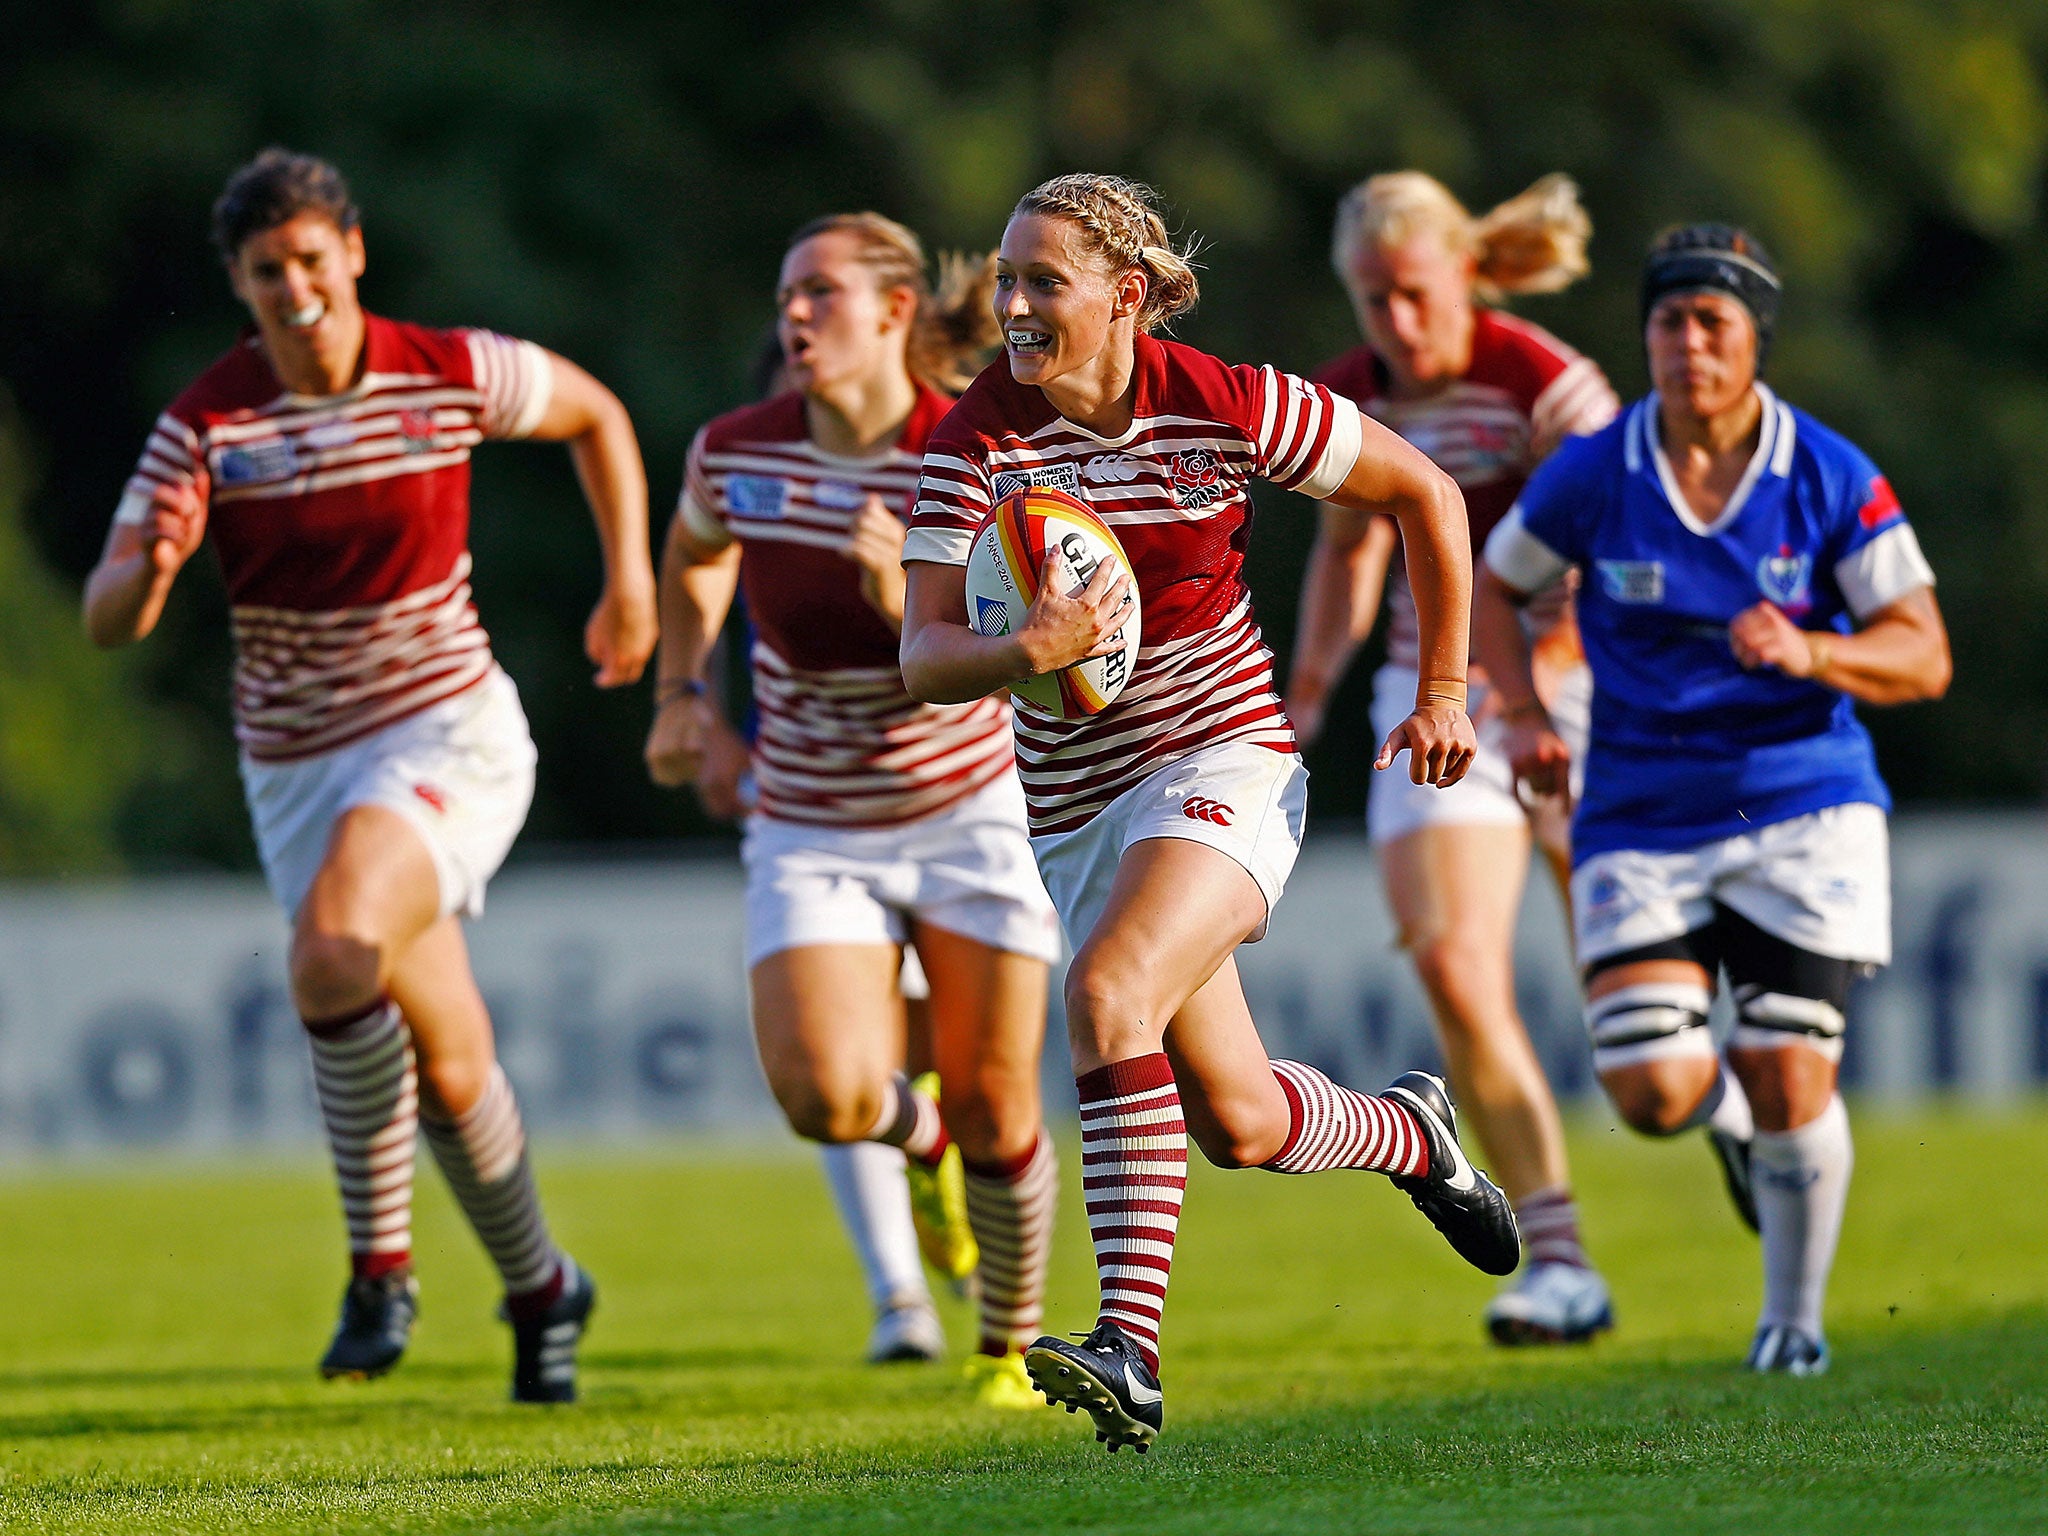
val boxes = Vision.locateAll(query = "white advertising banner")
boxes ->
[0,813,2041,1154]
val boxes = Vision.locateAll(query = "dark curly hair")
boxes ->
[211,148,360,261]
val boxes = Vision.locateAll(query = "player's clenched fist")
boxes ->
[1375,699,1477,786]
[146,470,210,575]
[1500,706,1573,805]
[1727,600,1817,677]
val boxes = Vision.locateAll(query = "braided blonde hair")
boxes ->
[1010,174,1201,332]
[788,212,1000,393]
[1332,171,1593,303]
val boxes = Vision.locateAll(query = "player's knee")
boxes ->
[1062,954,1158,1059]
[940,1082,1035,1164]
[1601,1072,1704,1136]
[774,1075,881,1145]
[416,1052,489,1120]
[1585,978,1715,1135]
[1409,929,1512,1036]
[290,928,383,1020]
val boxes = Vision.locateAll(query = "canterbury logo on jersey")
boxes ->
[1181,796,1234,825]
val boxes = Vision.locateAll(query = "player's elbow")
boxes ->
[1918,634,1954,701]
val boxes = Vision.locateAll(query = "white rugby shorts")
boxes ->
[1368,662,1589,855]
[1573,802,1892,970]
[741,772,1060,970]
[1032,741,1308,950]
[240,666,537,922]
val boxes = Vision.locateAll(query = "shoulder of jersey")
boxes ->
[1467,309,1587,405]
[698,391,811,452]
[1779,402,1881,498]
[934,358,1047,442]
[1311,344,1383,403]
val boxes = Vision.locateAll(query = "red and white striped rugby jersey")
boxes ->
[115,314,551,762]
[906,334,1363,835]
[679,386,1018,828]
[1316,308,1617,667]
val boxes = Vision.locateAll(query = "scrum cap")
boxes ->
[1641,224,1781,366]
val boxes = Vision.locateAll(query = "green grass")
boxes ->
[2,1108,2045,1534]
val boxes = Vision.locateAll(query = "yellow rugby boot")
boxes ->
[963,1348,1045,1410]
[904,1072,978,1285]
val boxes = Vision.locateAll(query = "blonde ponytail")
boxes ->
[786,212,1000,394]
[1011,174,1201,332]
[1332,171,1593,302]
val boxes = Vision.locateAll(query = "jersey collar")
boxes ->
[1628,383,1796,537]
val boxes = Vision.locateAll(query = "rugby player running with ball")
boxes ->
[83,149,656,1401]
[1474,225,1950,1374]
[901,173,1518,1452]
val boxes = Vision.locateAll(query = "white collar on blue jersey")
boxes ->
[1626,382,1797,537]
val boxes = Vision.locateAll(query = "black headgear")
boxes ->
[1640,224,1781,369]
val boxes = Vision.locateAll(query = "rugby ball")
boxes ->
[964,487,1140,719]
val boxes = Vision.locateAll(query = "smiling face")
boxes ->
[776,230,914,398]
[992,213,1144,391]
[1344,233,1476,393]
[1646,290,1758,422]
[226,211,367,387]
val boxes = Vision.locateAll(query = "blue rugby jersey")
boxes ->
[1484,385,1935,861]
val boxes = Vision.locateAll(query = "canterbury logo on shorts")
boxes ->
[1181,796,1235,826]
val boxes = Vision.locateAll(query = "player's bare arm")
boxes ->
[900,553,1128,705]
[1284,508,1396,746]
[1323,412,1477,785]
[1472,565,1573,802]
[528,352,658,688]
[82,468,210,647]
[643,515,748,815]
[1728,587,1950,705]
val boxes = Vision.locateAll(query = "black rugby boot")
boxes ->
[504,1260,596,1404]
[1381,1071,1521,1276]
[1708,1126,1762,1233]
[1024,1321,1163,1452]
[319,1269,418,1380]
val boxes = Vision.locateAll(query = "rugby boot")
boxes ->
[904,1073,978,1287]
[1024,1322,1163,1452]
[1381,1072,1521,1276]
[1485,1260,1616,1345]
[865,1299,945,1364]
[504,1259,596,1404]
[1708,1125,1762,1233]
[1747,1323,1830,1376]
[963,1348,1045,1410]
[319,1269,418,1380]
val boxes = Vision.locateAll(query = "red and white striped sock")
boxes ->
[305,998,417,1280]
[420,1064,566,1315]
[963,1132,1058,1357]
[867,1073,950,1167]
[1515,1186,1590,1269]
[1264,1060,1429,1178]
[1077,1054,1185,1376]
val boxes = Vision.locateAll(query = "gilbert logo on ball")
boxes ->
[964,486,1141,720]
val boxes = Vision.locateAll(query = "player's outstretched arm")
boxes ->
[900,556,1128,705]
[528,352,658,688]
[1728,587,1951,706]
[1323,412,1475,785]
[83,472,209,648]
[1284,507,1396,746]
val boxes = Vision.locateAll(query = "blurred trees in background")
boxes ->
[3,0,2046,873]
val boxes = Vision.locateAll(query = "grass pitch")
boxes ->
[1,1108,2044,1535]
